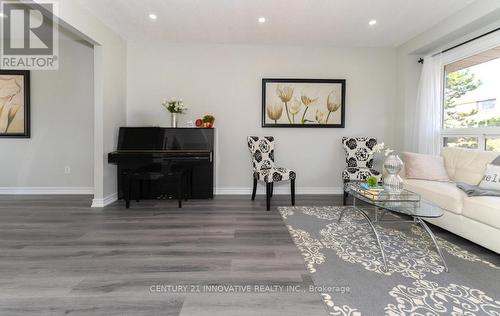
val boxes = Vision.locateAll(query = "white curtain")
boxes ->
[413,54,442,155]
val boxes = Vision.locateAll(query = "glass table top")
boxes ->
[345,182,444,218]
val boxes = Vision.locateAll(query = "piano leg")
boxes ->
[251,178,257,201]
[185,169,191,201]
[270,183,274,197]
[136,180,143,202]
[125,173,131,209]
[177,174,183,208]
[266,182,271,211]
[291,179,296,206]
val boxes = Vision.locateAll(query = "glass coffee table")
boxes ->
[342,182,448,272]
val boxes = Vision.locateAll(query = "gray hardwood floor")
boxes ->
[0,194,339,316]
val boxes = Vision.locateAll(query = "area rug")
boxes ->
[278,206,500,316]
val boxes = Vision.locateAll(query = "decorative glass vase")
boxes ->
[171,112,177,128]
[383,153,404,192]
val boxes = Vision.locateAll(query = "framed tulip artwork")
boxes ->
[262,78,345,128]
[0,70,30,138]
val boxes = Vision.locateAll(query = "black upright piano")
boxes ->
[108,127,215,200]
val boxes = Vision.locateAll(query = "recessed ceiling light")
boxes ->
[0,12,6,18]
[149,13,157,20]
[258,17,266,23]
[368,20,377,26]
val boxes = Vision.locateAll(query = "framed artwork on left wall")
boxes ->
[262,78,346,128]
[0,70,30,138]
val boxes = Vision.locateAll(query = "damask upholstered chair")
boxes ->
[342,137,382,205]
[247,136,296,211]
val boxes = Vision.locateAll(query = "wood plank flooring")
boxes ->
[0,194,339,315]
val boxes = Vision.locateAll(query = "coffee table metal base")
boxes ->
[338,205,389,272]
[338,198,449,273]
[415,217,449,272]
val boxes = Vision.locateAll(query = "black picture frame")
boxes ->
[0,70,30,138]
[262,78,346,128]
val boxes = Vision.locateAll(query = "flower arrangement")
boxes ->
[373,142,394,156]
[162,97,187,114]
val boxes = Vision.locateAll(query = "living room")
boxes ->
[0,0,499,315]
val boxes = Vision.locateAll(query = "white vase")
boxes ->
[383,153,404,192]
[171,112,177,128]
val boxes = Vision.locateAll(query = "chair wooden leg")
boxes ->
[251,178,257,200]
[291,179,295,206]
[266,182,271,211]
[343,191,348,206]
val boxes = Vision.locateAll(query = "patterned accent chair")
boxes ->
[247,136,296,210]
[342,137,382,205]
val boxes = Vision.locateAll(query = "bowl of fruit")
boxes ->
[196,115,215,128]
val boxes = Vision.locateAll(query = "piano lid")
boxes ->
[117,127,214,151]
[117,127,166,150]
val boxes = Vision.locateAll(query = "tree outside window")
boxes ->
[443,47,500,152]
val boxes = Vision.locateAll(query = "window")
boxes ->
[443,136,479,149]
[442,45,500,151]
[486,136,500,152]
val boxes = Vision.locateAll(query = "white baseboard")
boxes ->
[90,187,340,208]
[91,192,118,208]
[0,187,94,195]
[215,186,343,195]
[0,185,340,205]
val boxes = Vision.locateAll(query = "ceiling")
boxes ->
[74,0,476,47]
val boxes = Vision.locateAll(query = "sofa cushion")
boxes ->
[441,147,498,185]
[404,179,466,214]
[478,164,500,191]
[402,152,450,181]
[462,196,500,230]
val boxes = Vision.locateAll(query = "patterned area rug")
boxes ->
[279,206,500,316]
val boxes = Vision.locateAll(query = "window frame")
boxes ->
[440,33,500,151]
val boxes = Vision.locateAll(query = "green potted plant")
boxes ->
[202,114,215,128]
[366,176,378,187]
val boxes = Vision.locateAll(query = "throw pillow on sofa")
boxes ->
[478,163,500,191]
[402,152,450,181]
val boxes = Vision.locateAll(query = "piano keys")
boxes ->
[108,127,215,200]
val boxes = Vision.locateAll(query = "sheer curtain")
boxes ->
[413,54,442,155]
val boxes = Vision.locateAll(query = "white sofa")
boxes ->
[403,147,500,254]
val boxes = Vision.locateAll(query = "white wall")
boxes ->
[45,0,128,205]
[22,0,497,199]
[127,43,397,193]
[0,31,93,193]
